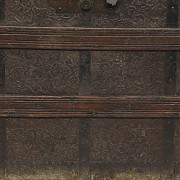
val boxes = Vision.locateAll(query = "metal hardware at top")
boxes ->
[48,0,118,13]
[80,0,92,11]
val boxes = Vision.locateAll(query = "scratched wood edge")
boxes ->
[0,27,179,50]
[1,96,180,118]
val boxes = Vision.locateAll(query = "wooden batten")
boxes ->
[0,96,180,118]
[0,27,179,50]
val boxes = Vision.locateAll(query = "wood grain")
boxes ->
[0,96,180,118]
[0,27,179,50]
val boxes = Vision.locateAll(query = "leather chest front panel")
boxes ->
[0,0,179,179]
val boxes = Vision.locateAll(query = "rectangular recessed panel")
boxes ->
[91,51,165,96]
[3,49,80,96]
[90,118,169,179]
[6,118,79,179]
[90,119,165,165]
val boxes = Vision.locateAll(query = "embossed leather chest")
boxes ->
[0,0,179,179]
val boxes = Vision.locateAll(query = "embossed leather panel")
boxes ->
[91,51,165,96]
[1,0,167,27]
[3,49,80,95]
[6,118,79,179]
[6,118,167,179]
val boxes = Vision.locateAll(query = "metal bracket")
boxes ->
[106,0,118,6]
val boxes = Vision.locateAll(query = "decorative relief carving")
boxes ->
[91,51,165,96]
[3,49,80,95]
[1,0,167,27]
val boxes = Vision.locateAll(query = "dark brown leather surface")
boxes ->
[0,0,179,179]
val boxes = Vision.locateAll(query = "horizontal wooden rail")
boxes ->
[0,26,179,50]
[0,96,180,118]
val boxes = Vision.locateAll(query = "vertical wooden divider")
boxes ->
[0,0,5,178]
[164,0,178,178]
[79,12,92,179]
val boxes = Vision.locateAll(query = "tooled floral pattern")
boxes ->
[1,0,80,26]
[92,0,167,27]
[4,49,80,95]
[6,118,79,179]
[1,0,167,27]
[91,119,165,165]
[91,51,165,96]
[6,118,79,162]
